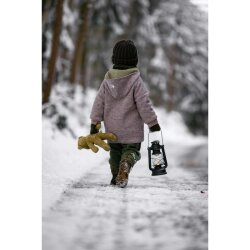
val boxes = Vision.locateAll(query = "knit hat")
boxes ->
[112,40,138,67]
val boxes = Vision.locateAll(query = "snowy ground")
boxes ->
[191,0,208,12]
[43,88,208,250]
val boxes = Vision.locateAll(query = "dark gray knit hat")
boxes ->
[112,40,138,66]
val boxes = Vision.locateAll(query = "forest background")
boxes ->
[42,0,208,136]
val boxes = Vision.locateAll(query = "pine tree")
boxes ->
[152,0,208,134]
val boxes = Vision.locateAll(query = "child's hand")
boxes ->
[78,132,117,153]
[149,123,161,132]
[90,123,101,134]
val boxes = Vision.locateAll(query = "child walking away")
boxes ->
[90,40,161,188]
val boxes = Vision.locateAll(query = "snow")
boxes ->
[43,86,207,249]
[43,161,207,250]
[43,87,207,211]
[42,119,97,213]
[151,47,166,69]
[42,87,99,213]
[191,0,208,13]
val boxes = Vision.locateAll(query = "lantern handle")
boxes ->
[148,130,164,147]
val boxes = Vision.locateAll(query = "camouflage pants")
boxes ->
[109,143,141,179]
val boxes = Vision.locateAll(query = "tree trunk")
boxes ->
[42,0,55,33]
[166,44,177,112]
[69,0,90,85]
[42,0,49,32]
[42,0,64,104]
[80,40,88,89]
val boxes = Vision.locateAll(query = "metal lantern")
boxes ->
[147,131,168,176]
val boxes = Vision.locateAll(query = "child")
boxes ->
[90,40,161,188]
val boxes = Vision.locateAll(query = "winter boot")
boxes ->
[110,165,119,186]
[116,160,132,188]
[110,177,117,185]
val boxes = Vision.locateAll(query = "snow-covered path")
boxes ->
[43,142,208,250]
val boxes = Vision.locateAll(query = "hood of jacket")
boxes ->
[103,68,140,99]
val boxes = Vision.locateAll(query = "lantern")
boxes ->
[147,131,168,176]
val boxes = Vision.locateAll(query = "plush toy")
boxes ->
[78,124,117,153]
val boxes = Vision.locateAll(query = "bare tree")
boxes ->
[43,0,64,104]
[166,44,177,112]
[42,0,50,32]
[69,0,91,85]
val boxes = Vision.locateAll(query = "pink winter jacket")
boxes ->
[90,70,158,143]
